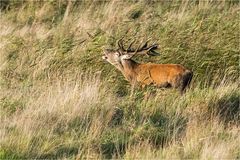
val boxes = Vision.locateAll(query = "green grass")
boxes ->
[0,1,239,159]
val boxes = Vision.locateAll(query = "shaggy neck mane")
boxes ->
[119,59,139,82]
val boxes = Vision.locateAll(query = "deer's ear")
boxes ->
[121,54,133,60]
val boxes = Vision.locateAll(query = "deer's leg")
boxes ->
[130,80,137,97]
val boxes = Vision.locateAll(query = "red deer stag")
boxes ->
[102,38,193,94]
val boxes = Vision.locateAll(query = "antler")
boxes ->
[116,38,159,59]
[129,39,159,56]
[126,39,136,52]
[117,38,136,52]
[117,38,125,52]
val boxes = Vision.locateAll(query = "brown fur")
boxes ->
[103,51,193,94]
[120,60,193,94]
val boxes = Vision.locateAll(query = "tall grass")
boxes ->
[0,1,239,159]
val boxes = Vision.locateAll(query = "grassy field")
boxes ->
[0,0,239,159]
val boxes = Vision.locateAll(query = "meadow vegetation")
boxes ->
[0,0,239,159]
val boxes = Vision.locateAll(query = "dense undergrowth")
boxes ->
[0,0,239,159]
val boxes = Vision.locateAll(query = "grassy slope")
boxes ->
[0,1,239,159]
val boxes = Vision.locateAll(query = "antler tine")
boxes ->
[133,39,144,55]
[135,39,151,52]
[133,39,159,56]
[146,40,159,56]
[120,39,126,51]
[126,39,136,52]
[117,37,125,52]
[139,39,150,51]
[117,38,122,48]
